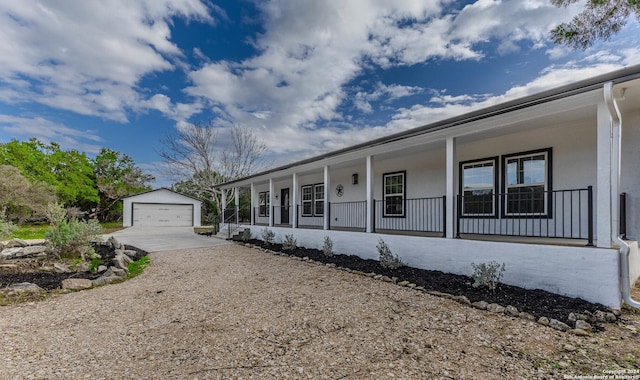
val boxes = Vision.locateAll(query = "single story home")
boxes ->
[122,188,202,227]
[216,65,640,308]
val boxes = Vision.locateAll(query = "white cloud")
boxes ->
[0,115,102,153]
[0,0,212,122]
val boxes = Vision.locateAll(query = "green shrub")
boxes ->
[261,228,275,245]
[0,220,16,240]
[377,239,404,269]
[241,228,251,242]
[128,256,150,277]
[471,261,506,292]
[322,235,334,257]
[282,233,297,251]
[45,203,103,260]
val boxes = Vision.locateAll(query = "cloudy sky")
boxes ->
[0,0,639,184]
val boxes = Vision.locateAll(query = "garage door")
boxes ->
[132,203,194,227]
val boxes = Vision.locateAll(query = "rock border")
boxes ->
[240,242,620,336]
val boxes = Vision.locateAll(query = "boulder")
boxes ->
[92,275,119,286]
[122,250,139,259]
[5,238,29,248]
[14,245,48,258]
[53,263,70,273]
[575,320,592,331]
[106,236,124,250]
[487,303,505,313]
[61,278,93,290]
[0,247,22,259]
[6,282,43,294]
[549,319,571,332]
[104,266,127,278]
[504,305,520,317]
[113,253,133,271]
[472,301,488,310]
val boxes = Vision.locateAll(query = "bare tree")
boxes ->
[158,122,267,218]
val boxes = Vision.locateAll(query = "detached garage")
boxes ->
[122,188,202,227]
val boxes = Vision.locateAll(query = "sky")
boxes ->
[0,0,639,186]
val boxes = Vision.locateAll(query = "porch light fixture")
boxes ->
[352,173,358,185]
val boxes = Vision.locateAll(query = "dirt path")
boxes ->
[1,244,638,379]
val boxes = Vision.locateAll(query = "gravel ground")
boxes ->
[1,243,639,379]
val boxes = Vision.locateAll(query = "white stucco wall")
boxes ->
[243,225,621,307]
[621,109,640,241]
[122,189,202,227]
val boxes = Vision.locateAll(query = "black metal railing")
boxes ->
[456,187,593,245]
[620,192,627,240]
[296,205,324,228]
[252,206,270,225]
[373,197,446,235]
[329,201,366,231]
[272,205,293,226]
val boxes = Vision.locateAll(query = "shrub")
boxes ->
[322,235,334,257]
[471,261,506,292]
[377,239,404,269]
[0,220,16,240]
[45,203,103,260]
[261,228,275,245]
[241,228,251,242]
[282,233,297,251]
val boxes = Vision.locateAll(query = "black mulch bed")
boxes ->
[248,239,611,326]
[0,244,147,291]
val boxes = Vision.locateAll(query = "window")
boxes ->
[314,184,325,216]
[503,149,551,216]
[258,191,270,217]
[301,185,313,216]
[301,184,324,216]
[460,158,497,216]
[383,171,405,217]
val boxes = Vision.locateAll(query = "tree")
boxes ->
[0,165,57,224]
[159,122,267,219]
[550,0,640,49]
[92,148,155,221]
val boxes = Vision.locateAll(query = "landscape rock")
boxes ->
[594,310,617,323]
[14,245,48,258]
[549,318,571,332]
[0,263,18,270]
[570,329,591,336]
[6,282,43,294]
[538,317,550,326]
[519,312,536,321]
[568,312,588,322]
[397,280,410,286]
[0,247,22,259]
[487,303,505,313]
[113,253,133,271]
[104,266,127,278]
[97,265,108,273]
[61,278,93,290]
[53,263,70,273]
[452,295,471,305]
[472,301,488,310]
[106,236,124,250]
[5,238,29,248]
[575,320,592,331]
[92,275,119,286]
[504,305,519,317]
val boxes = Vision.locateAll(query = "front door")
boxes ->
[281,188,290,224]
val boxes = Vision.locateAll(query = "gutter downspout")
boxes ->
[604,81,640,309]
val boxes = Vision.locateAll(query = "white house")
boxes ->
[122,188,202,227]
[216,65,640,308]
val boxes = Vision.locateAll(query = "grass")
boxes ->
[127,256,150,277]
[8,221,124,240]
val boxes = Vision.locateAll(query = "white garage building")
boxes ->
[122,188,202,227]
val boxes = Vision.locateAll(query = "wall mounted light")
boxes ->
[352,173,359,185]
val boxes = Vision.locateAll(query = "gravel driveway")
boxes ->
[1,244,638,379]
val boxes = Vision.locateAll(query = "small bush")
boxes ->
[471,261,506,292]
[45,203,103,260]
[0,220,16,240]
[241,228,251,242]
[282,233,297,251]
[128,256,150,277]
[377,239,404,269]
[261,228,275,245]
[322,235,334,257]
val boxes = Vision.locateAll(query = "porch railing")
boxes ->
[272,205,293,226]
[296,205,324,228]
[373,197,446,235]
[456,186,593,245]
[620,192,627,240]
[329,201,367,231]
[252,206,270,225]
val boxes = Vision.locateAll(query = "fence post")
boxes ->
[587,186,594,246]
[620,192,627,240]
[442,195,447,238]
[455,195,461,238]
[327,202,331,230]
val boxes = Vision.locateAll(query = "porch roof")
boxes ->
[217,64,640,189]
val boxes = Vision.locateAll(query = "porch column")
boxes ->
[445,137,457,238]
[250,183,255,226]
[324,165,330,230]
[269,178,274,227]
[366,155,374,233]
[292,173,299,228]
[234,187,240,224]
[221,190,227,215]
[596,102,613,248]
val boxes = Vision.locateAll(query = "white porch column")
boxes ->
[597,102,613,248]
[250,183,255,225]
[292,173,299,228]
[234,187,240,224]
[366,155,374,233]
[269,178,274,227]
[323,165,330,230]
[445,137,457,238]
[221,190,227,214]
